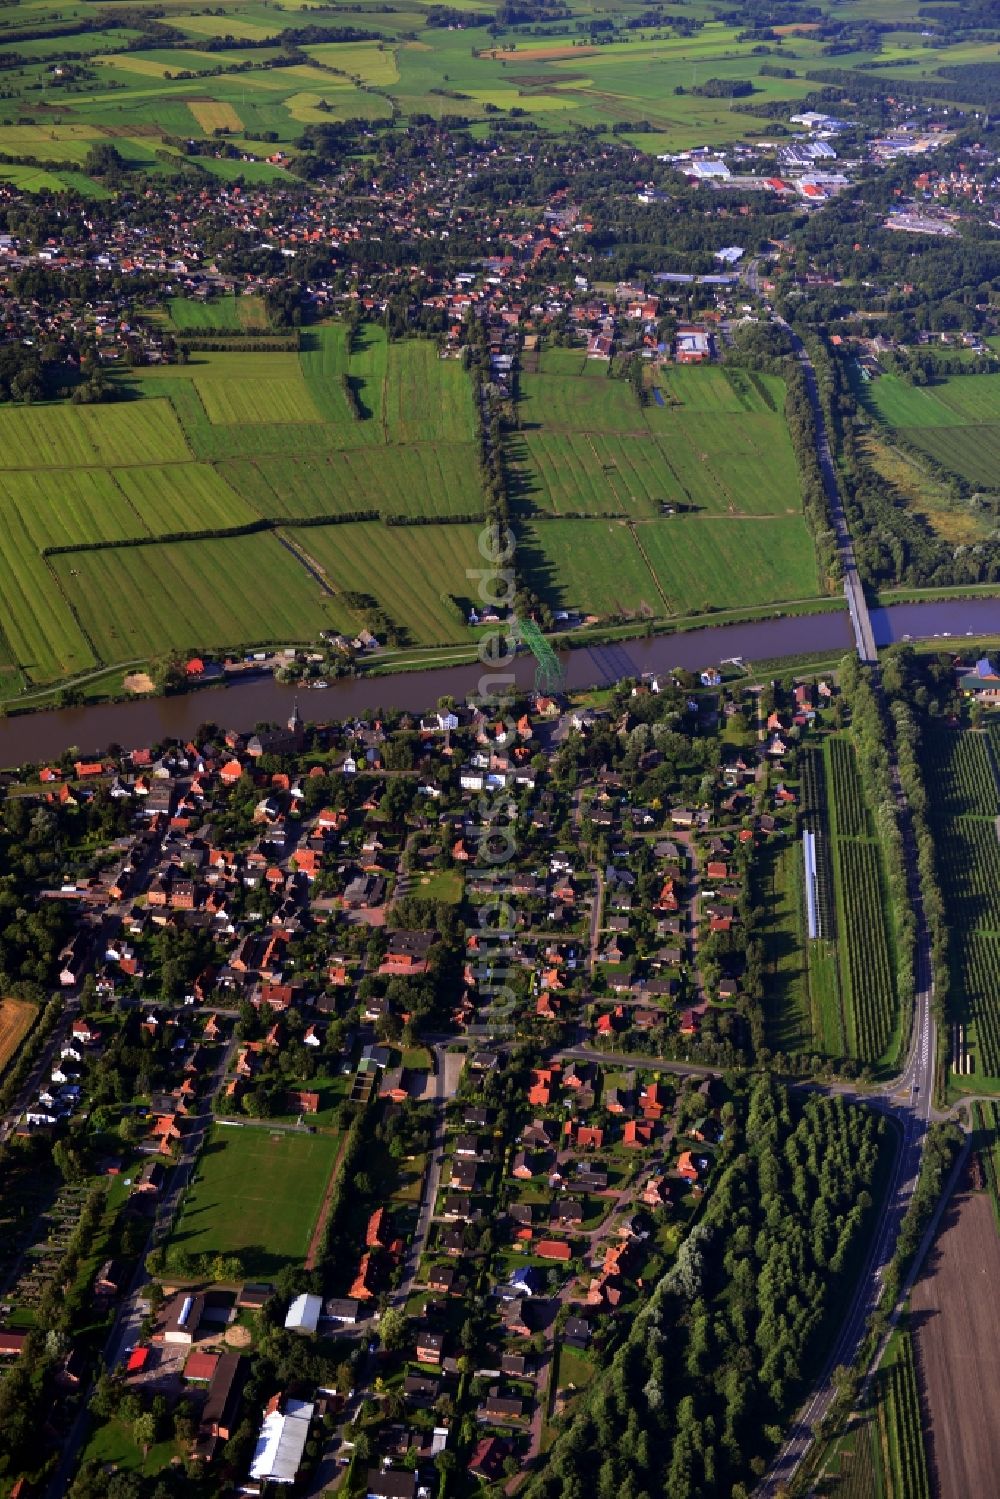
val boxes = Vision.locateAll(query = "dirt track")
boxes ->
[910,1184,1000,1499]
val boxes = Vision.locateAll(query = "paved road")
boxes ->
[45,1034,236,1499]
[777,320,877,664]
[557,1044,720,1078]
[0,995,80,1145]
[390,1043,452,1309]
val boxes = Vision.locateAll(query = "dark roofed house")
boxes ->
[403,1373,441,1406]
[469,1435,510,1481]
[480,1393,526,1422]
[237,1283,273,1311]
[325,1297,360,1325]
[367,1470,417,1499]
[563,1316,590,1349]
[93,1258,128,1297]
[200,1352,245,1440]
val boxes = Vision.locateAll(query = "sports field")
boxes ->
[166,1123,340,1271]
[861,372,1000,490]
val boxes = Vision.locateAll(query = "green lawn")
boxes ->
[554,1343,596,1392]
[761,839,812,1055]
[166,1123,340,1273]
[413,869,465,903]
[83,1418,182,1477]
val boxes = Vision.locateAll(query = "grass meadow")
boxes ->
[51,533,353,661]
[861,372,1000,490]
[302,522,484,645]
[166,1123,340,1271]
[509,357,817,618]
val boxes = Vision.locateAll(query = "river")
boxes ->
[2,597,998,766]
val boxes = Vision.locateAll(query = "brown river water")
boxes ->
[1,598,997,765]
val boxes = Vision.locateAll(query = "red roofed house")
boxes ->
[656,878,680,912]
[350,1253,377,1301]
[536,991,561,1020]
[641,1082,666,1120]
[536,1239,572,1262]
[287,1090,319,1115]
[624,1121,654,1148]
[185,1350,220,1382]
[528,1067,560,1108]
[366,1207,389,1249]
[677,1151,700,1183]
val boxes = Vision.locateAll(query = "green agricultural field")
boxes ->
[166,1123,340,1272]
[0,0,994,191]
[0,470,149,550]
[384,342,477,444]
[0,330,495,691]
[517,519,662,617]
[238,445,484,520]
[517,368,646,435]
[302,521,483,644]
[112,463,258,534]
[508,358,806,560]
[0,401,183,470]
[51,531,352,661]
[861,371,1000,490]
[507,430,682,517]
[638,516,819,613]
[0,515,95,685]
[826,734,903,1068]
[924,725,1000,1082]
[509,355,820,621]
[167,294,270,331]
[760,839,812,1055]
[180,350,323,426]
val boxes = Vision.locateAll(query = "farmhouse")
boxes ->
[958,657,1000,701]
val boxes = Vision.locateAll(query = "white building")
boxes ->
[284,1293,323,1335]
[249,1397,315,1484]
